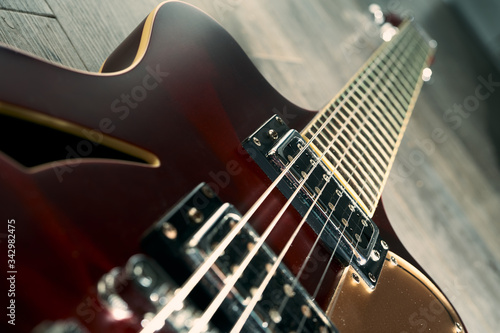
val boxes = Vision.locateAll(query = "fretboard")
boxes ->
[302,21,434,216]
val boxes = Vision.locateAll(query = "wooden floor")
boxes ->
[1,0,498,332]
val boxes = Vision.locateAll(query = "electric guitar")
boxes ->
[0,2,467,332]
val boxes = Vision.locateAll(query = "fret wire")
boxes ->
[302,21,431,214]
[356,127,390,169]
[350,31,420,143]
[342,166,378,202]
[331,149,379,202]
[367,72,408,116]
[388,43,423,98]
[381,34,420,101]
[322,130,381,198]
[348,112,394,176]
[344,28,426,205]
[343,98,393,156]
[337,154,379,200]
[366,42,434,210]
[323,115,388,177]
[361,38,422,132]
[352,85,398,132]
[339,124,388,198]
[378,73,409,117]
[350,92,398,142]
[404,28,428,65]
[384,64,412,103]
[321,109,389,205]
[334,163,376,206]
[361,89,401,133]
[347,130,388,176]
[345,115,392,174]
[342,154,384,193]
[328,110,388,197]
[357,79,405,126]
[356,101,398,150]
[373,60,412,105]
[349,138,386,180]
[332,32,414,174]
[374,82,406,120]
[398,51,424,90]
[410,29,431,59]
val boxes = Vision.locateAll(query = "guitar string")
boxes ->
[193,29,408,332]
[305,26,417,213]
[187,161,331,333]
[342,28,415,200]
[242,25,427,333]
[267,187,345,332]
[141,22,411,333]
[266,47,404,327]
[143,26,406,331]
[297,32,427,333]
[229,28,413,333]
[228,172,343,333]
[264,35,417,328]
[184,39,396,333]
[296,222,367,333]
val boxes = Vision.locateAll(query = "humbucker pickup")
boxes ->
[141,183,338,333]
[242,115,388,288]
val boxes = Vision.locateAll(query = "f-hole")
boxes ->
[0,108,159,168]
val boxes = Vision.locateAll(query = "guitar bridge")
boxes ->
[242,115,388,289]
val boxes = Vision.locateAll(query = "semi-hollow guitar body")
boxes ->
[0,2,466,332]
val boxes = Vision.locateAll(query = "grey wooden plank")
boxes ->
[0,10,85,69]
[202,0,382,110]
[0,0,53,16]
[45,0,166,71]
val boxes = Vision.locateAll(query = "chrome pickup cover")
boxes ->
[242,115,388,289]
[141,183,338,333]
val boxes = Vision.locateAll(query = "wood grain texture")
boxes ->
[0,0,498,332]
[0,10,84,69]
[0,0,53,16]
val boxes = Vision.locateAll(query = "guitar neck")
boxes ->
[302,21,435,216]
